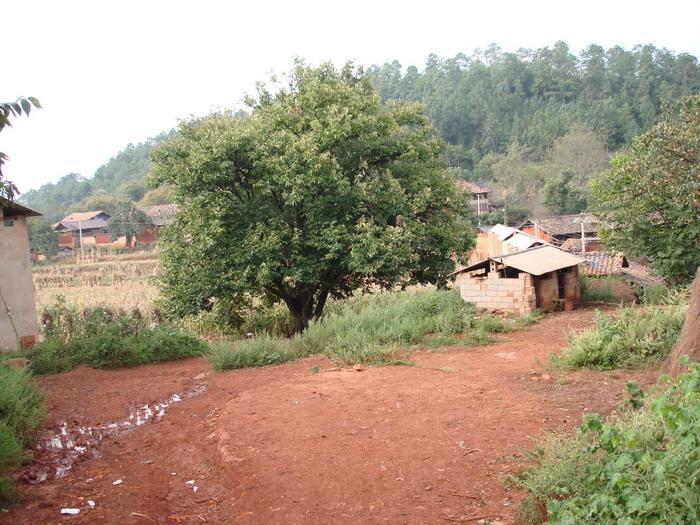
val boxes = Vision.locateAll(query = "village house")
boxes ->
[52,210,112,250]
[456,180,490,216]
[519,213,601,249]
[136,204,178,244]
[451,245,585,313]
[0,198,41,350]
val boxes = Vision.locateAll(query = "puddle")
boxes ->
[22,379,207,484]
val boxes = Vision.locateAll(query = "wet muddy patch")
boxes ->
[19,376,207,485]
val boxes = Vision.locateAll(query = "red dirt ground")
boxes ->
[4,309,656,524]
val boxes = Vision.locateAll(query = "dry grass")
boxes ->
[33,255,160,315]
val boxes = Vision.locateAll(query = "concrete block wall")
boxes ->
[460,272,536,314]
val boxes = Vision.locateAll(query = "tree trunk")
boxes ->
[664,267,700,376]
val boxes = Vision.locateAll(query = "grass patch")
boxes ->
[579,274,619,303]
[210,289,537,371]
[209,336,301,371]
[553,304,686,369]
[25,299,207,375]
[512,362,700,524]
[0,365,44,502]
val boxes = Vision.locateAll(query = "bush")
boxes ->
[513,363,700,524]
[209,289,531,370]
[554,305,686,369]
[29,300,207,374]
[0,365,44,501]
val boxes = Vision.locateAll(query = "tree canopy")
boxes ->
[0,96,41,200]
[591,95,700,284]
[152,62,473,332]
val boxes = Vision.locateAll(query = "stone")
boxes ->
[6,357,30,368]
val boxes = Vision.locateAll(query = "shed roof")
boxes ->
[0,198,42,217]
[455,180,489,195]
[451,245,585,277]
[519,214,600,236]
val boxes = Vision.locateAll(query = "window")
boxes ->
[4,218,14,227]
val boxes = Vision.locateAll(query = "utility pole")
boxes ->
[580,220,586,254]
[78,220,84,261]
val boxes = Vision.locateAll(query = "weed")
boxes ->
[553,304,686,370]
[513,363,700,524]
[0,365,44,502]
[27,300,206,374]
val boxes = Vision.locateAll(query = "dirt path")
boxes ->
[5,309,655,524]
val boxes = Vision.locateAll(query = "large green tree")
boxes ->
[152,62,473,332]
[591,95,700,284]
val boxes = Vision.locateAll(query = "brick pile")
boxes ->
[459,272,536,314]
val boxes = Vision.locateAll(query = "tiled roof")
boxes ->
[59,210,106,223]
[455,180,489,195]
[580,251,628,276]
[55,218,110,231]
[139,204,179,226]
[520,214,600,236]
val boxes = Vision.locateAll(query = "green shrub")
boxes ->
[514,363,700,524]
[0,365,44,501]
[30,300,207,374]
[208,336,300,371]
[554,305,686,369]
[209,289,532,371]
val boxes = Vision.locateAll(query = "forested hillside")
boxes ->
[368,42,700,166]
[20,42,700,225]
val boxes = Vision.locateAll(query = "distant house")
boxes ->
[0,198,41,350]
[451,245,585,313]
[137,204,178,244]
[455,180,490,215]
[519,213,600,248]
[52,210,112,250]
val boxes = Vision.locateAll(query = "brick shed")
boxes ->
[451,245,585,313]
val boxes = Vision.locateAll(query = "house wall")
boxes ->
[533,266,580,311]
[0,212,39,350]
[520,225,554,243]
[459,272,536,314]
[136,225,157,245]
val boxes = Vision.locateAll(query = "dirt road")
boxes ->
[5,309,654,524]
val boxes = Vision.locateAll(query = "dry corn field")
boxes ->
[33,258,160,314]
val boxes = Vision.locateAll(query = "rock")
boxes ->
[6,357,30,368]
[530,376,540,382]
[193,372,207,381]
[541,374,551,381]
[353,364,365,372]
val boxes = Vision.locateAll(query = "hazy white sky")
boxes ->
[3,0,699,193]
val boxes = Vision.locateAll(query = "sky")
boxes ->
[3,0,699,193]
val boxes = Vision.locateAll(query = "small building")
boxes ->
[136,204,178,245]
[456,180,490,215]
[451,245,585,313]
[519,213,600,248]
[467,223,551,264]
[0,198,41,350]
[52,210,112,250]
